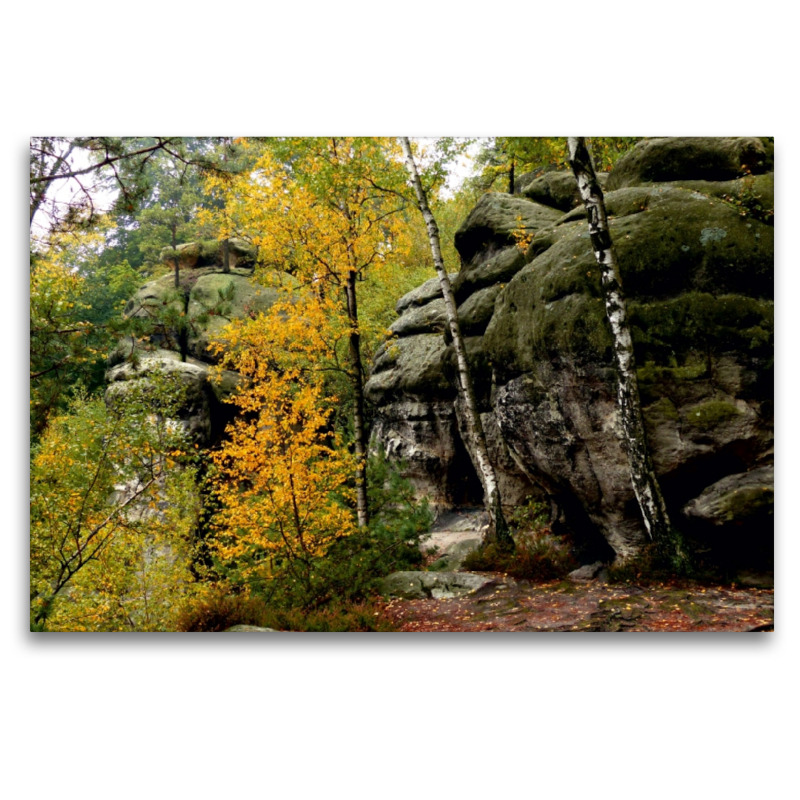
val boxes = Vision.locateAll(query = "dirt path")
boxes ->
[380,576,774,632]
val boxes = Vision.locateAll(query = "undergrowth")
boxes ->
[175,589,395,632]
[181,454,430,631]
[463,531,578,581]
[464,499,577,581]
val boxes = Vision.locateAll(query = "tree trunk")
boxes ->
[566,137,689,570]
[344,270,369,528]
[222,238,230,273]
[400,137,513,550]
[171,222,180,289]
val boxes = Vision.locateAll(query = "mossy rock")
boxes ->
[365,334,454,404]
[122,267,287,364]
[390,297,447,337]
[159,238,257,269]
[683,400,743,431]
[485,191,772,380]
[457,284,503,336]
[454,192,562,267]
[451,245,526,303]
[666,173,774,225]
[517,170,583,211]
[628,293,773,383]
[607,137,773,190]
[395,274,453,315]
[551,185,773,300]
[683,465,773,526]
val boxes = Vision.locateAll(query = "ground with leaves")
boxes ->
[378,575,773,632]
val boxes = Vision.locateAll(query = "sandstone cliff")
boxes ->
[366,138,774,567]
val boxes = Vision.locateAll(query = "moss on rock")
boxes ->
[454,192,562,267]
[607,137,774,190]
[683,400,743,430]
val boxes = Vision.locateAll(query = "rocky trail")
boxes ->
[378,509,774,633]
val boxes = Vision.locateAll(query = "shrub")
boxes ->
[174,588,272,632]
[203,452,432,616]
[463,530,577,582]
[174,588,395,632]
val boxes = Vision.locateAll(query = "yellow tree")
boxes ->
[206,137,411,527]
[30,377,201,630]
[207,294,357,598]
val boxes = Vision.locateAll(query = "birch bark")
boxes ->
[567,137,689,568]
[400,137,512,549]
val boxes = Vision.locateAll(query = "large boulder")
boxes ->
[378,570,494,600]
[606,137,773,190]
[108,253,285,447]
[159,237,257,270]
[367,138,773,567]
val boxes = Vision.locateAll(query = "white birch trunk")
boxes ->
[567,137,689,568]
[400,137,512,549]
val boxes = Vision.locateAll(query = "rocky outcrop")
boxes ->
[366,137,774,567]
[378,570,494,600]
[107,245,282,447]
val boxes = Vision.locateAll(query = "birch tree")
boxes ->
[567,137,689,570]
[400,137,513,550]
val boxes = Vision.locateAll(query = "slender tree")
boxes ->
[400,137,513,550]
[208,138,410,529]
[566,137,689,569]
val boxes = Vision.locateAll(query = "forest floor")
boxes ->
[377,508,774,633]
[378,576,774,632]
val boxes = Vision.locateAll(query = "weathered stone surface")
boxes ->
[369,138,774,566]
[606,137,773,190]
[485,188,772,380]
[395,274,455,315]
[429,538,483,571]
[159,237,257,270]
[683,465,773,526]
[109,261,282,446]
[454,192,562,267]
[451,246,526,302]
[368,400,477,507]
[225,625,278,632]
[390,297,447,336]
[517,170,583,211]
[457,284,503,335]
[378,570,493,600]
[366,335,454,404]
[106,352,238,445]
[568,562,606,581]
[122,266,283,363]
[389,284,503,338]
[665,172,774,222]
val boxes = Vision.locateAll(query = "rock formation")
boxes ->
[366,138,773,567]
[106,238,282,447]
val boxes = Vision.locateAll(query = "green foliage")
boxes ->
[472,137,642,192]
[29,235,126,439]
[508,498,550,533]
[30,375,201,630]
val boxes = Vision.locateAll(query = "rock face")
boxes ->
[107,243,282,447]
[366,137,774,567]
